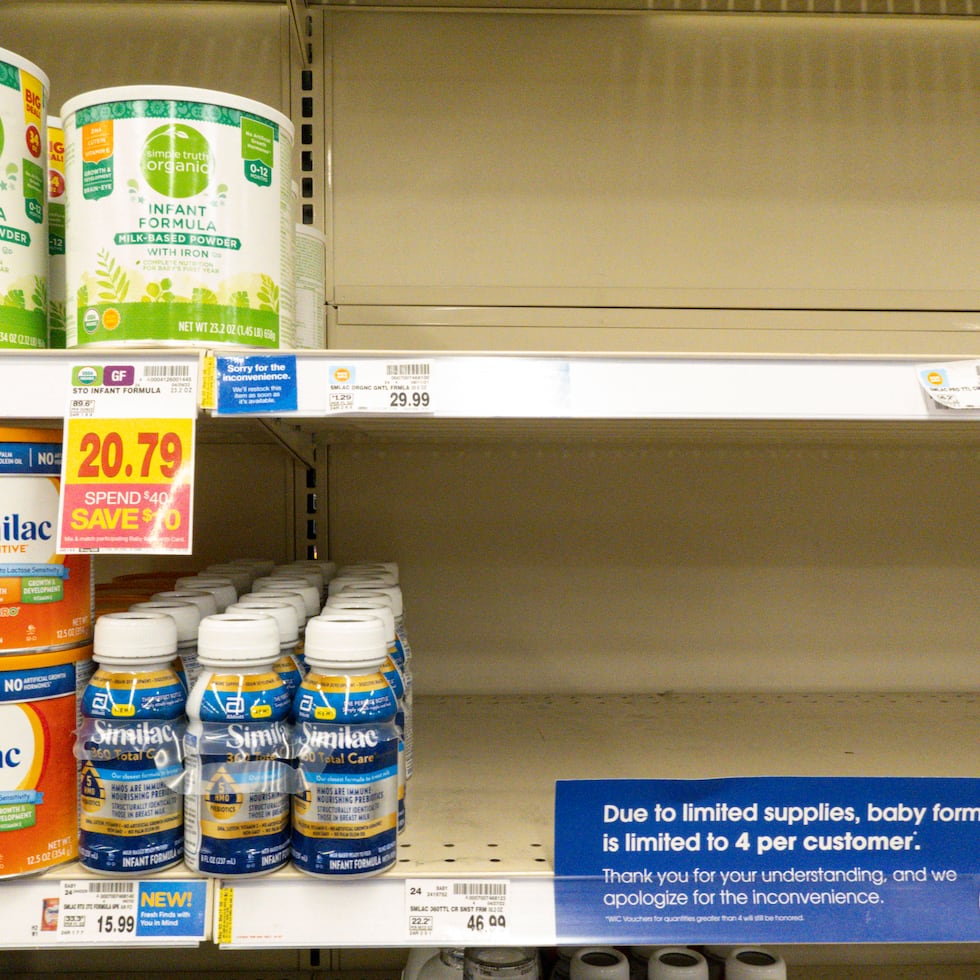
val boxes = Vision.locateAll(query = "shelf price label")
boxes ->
[917,359,980,411]
[56,880,207,943]
[58,361,196,554]
[326,360,435,414]
[406,879,511,941]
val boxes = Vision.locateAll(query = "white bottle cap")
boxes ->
[197,611,281,667]
[271,564,324,593]
[151,589,219,619]
[724,949,786,980]
[174,576,237,612]
[328,571,397,596]
[341,561,399,583]
[304,612,388,671]
[231,558,276,578]
[239,590,308,628]
[204,564,254,594]
[129,600,201,645]
[228,599,299,646]
[297,558,336,582]
[337,581,404,619]
[323,596,396,644]
[570,949,629,980]
[94,611,178,665]
[647,948,708,980]
[252,576,320,617]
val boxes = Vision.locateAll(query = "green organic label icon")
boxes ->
[141,123,212,198]
[0,116,5,159]
[22,159,43,223]
[241,117,274,188]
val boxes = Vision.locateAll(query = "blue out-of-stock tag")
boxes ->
[554,776,980,945]
[215,355,298,414]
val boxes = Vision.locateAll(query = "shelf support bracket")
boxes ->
[287,0,311,67]
[258,418,316,471]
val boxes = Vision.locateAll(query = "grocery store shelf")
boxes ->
[218,692,979,948]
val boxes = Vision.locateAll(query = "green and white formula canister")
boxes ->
[61,85,295,349]
[0,48,49,349]
[47,116,66,348]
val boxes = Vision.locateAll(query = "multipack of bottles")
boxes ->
[77,558,412,880]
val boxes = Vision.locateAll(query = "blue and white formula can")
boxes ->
[77,611,185,875]
[183,611,291,877]
[291,613,399,878]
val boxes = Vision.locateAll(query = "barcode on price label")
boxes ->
[453,882,508,897]
[387,363,430,377]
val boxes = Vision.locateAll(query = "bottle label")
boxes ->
[292,720,399,877]
[195,670,292,722]
[81,666,185,718]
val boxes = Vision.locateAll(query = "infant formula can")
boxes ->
[184,612,291,877]
[0,427,93,652]
[0,48,48,349]
[61,85,294,350]
[47,115,66,348]
[77,611,185,874]
[291,613,399,878]
[0,643,92,877]
[293,223,326,350]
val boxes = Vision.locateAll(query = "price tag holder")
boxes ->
[57,879,207,943]
[326,359,434,414]
[917,360,980,411]
[406,879,511,941]
[57,360,196,554]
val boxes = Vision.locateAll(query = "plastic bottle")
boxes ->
[418,948,466,980]
[464,948,540,980]
[151,588,219,621]
[647,949,708,980]
[77,611,185,875]
[227,598,304,698]
[723,949,787,980]
[174,575,238,613]
[183,612,292,877]
[569,948,629,980]
[323,597,408,827]
[252,575,320,622]
[291,613,400,878]
[129,598,202,691]
[405,948,442,980]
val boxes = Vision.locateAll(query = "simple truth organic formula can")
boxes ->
[47,115,66,348]
[61,85,294,350]
[0,427,93,652]
[0,48,49,349]
[0,643,93,878]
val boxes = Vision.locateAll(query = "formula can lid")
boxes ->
[304,612,388,670]
[197,611,281,665]
[129,599,201,644]
[228,599,299,645]
[94,610,178,664]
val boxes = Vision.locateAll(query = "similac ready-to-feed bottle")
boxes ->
[464,948,540,980]
[129,598,202,691]
[569,949,629,980]
[227,598,303,698]
[174,575,238,613]
[151,588,219,621]
[252,575,320,621]
[647,949,708,980]
[76,611,185,875]
[183,612,292,877]
[418,949,466,980]
[291,613,399,878]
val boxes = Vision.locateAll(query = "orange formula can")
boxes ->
[0,427,93,651]
[0,643,93,877]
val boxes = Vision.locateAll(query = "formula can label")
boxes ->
[184,669,291,876]
[291,669,398,877]
[0,645,92,878]
[0,50,48,349]
[47,116,66,348]
[0,431,93,651]
[62,86,294,349]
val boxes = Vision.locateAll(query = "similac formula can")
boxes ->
[0,643,92,878]
[184,612,292,877]
[291,613,399,878]
[0,48,48,349]
[61,85,294,350]
[0,427,93,652]
[47,115,66,348]
[77,612,185,874]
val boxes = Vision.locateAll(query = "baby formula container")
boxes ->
[570,949,629,980]
[77,611,185,874]
[174,574,237,612]
[418,949,466,980]
[464,948,540,980]
[47,115,66,348]
[183,611,291,877]
[0,48,48,349]
[291,613,399,878]
[724,949,787,980]
[60,85,294,349]
[129,598,202,690]
[647,949,708,980]
[227,597,303,698]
